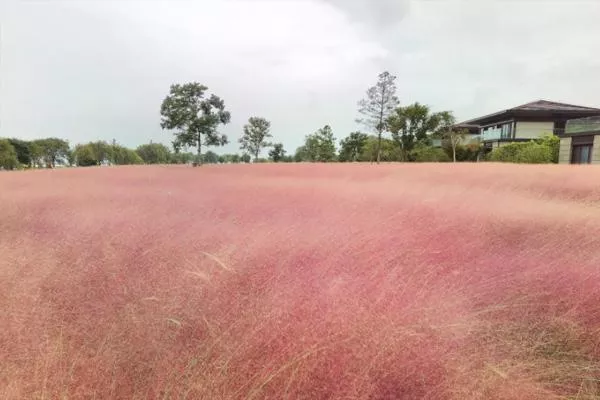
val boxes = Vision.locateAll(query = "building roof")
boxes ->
[458,100,600,126]
[514,100,600,112]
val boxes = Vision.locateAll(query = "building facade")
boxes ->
[455,100,600,150]
[559,117,600,164]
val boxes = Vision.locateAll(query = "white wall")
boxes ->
[515,122,554,139]
[559,137,572,164]
[593,136,600,164]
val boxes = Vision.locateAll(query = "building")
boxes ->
[559,117,600,164]
[455,100,600,150]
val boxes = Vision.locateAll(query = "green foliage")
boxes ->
[239,117,272,161]
[73,144,98,167]
[535,135,560,163]
[91,141,113,164]
[8,139,35,167]
[160,82,230,163]
[294,147,306,162]
[136,143,171,164]
[241,154,252,163]
[442,143,482,162]
[33,138,70,167]
[269,143,286,162]
[359,136,401,162]
[202,151,219,164]
[411,145,451,162]
[67,149,76,166]
[73,141,116,166]
[339,132,368,162]
[358,71,399,163]
[515,144,554,164]
[0,139,19,170]
[112,145,143,165]
[299,125,337,162]
[388,104,453,161]
[488,136,558,164]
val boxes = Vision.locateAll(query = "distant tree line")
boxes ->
[157,79,486,166]
[0,73,561,171]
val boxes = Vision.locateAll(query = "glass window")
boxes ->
[572,145,593,164]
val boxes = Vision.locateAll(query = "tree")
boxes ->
[358,71,399,164]
[34,138,70,168]
[294,146,307,162]
[432,112,468,163]
[160,82,230,166]
[360,136,401,162]
[241,153,252,163]
[73,141,113,166]
[443,129,467,163]
[8,139,34,167]
[73,144,96,166]
[203,151,219,164]
[0,139,19,170]
[388,103,450,161]
[29,142,43,167]
[112,145,143,165]
[269,143,286,162]
[239,117,272,161]
[339,132,368,162]
[91,141,113,165]
[300,125,337,162]
[67,149,76,166]
[136,143,171,164]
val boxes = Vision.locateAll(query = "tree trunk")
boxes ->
[196,137,203,167]
[453,143,457,163]
[376,131,382,164]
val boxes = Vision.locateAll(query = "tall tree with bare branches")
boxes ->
[357,71,399,164]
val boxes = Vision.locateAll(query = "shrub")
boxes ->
[515,143,553,164]
[444,143,482,162]
[411,145,451,162]
[488,136,558,164]
[534,135,560,163]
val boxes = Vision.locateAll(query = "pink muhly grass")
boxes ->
[1,163,599,399]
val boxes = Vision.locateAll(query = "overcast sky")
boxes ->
[2,0,600,153]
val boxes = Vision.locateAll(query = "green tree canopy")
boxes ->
[136,143,171,164]
[34,138,70,167]
[388,103,452,161]
[73,141,113,166]
[8,139,35,167]
[299,125,337,162]
[112,145,143,165]
[0,139,19,170]
[73,144,98,166]
[339,132,369,162]
[203,151,219,164]
[268,143,286,162]
[239,117,273,161]
[160,82,230,165]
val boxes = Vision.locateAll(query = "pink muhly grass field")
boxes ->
[1,163,599,399]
